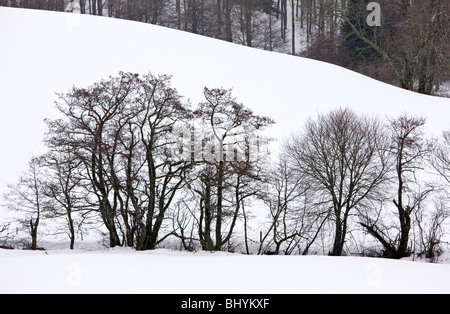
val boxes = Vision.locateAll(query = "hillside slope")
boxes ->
[1,7,450,200]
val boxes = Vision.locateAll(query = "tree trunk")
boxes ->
[291,0,295,55]
[360,222,396,258]
[80,0,86,14]
[30,219,38,250]
[224,0,233,42]
[176,0,182,29]
[396,204,411,258]
[67,208,75,250]
[242,204,250,255]
[331,215,343,256]
[394,142,411,259]
[104,208,121,247]
[97,0,102,16]
[214,161,224,250]
[198,183,214,251]
[216,0,222,38]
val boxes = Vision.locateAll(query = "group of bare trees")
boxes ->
[1,72,449,260]
[2,72,275,253]
[256,108,450,259]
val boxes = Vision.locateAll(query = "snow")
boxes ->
[1,247,450,294]
[1,7,450,294]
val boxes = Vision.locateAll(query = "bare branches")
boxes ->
[189,87,274,252]
[285,107,390,256]
[3,157,50,250]
[359,114,435,259]
[339,0,450,93]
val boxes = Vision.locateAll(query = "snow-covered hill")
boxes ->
[1,247,450,294]
[1,7,450,294]
[1,7,450,201]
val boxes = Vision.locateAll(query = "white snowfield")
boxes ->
[1,248,450,294]
[1,8,450,294]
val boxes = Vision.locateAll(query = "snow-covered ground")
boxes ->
[1,7,450,294]
[1,247,450,294]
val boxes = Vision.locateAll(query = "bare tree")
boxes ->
[414,198,449,262]
[171,190,199,251]
[423,130,450,260]
[47,72,194,251]
[0,223,14,249]
[46,72,139,248]
[190,87,274,251]
[3,157,50,250]
[286,108,390,256]
[258,154,329,255]
[360,115,433,259]
[41,148,92,250]
[432,131,450,187]
[127,73,192,251]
